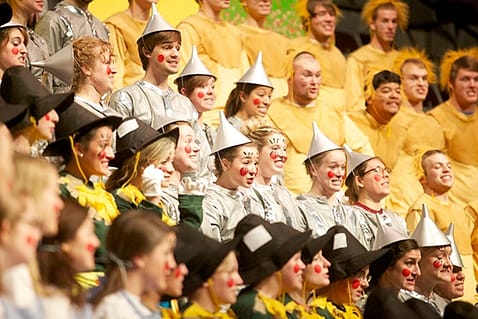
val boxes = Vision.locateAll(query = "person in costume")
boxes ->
[427,49,478,210]
[291,0,347,113]
[93,210,177,318]
[385,47,445,218]
[344,145,408,250]
[176,0,250,127]
[200,112,261,242]
[103,0,155,90]
[316,225,389,319]
[237,0,289,98]
[37,198,99,316]
[109,4,197,130]
[0,5,28,80]
[344,0,409,111]
[225,52,274,131]
[105,117,178,225]
[72,37,120,117]
[406,150,476,303]
[297,122,354,238]
[348,70,407,171]
[267,51,373,195]
[231,215,311,319]
[0,65,74,156]
[42,102,121,284]
[175,46,217,187]
[400,203,453,316]
[180,225,243,319]
[243,122,307,231]
[433,224,467,311]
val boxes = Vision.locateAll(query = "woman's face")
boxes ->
[36,110,59,141]
[281,252,306,293]
[186,77,216,113]
[76,126,115,178]
[381,249,421,292]
[85,50,116,96]
[304,250,331,290]
[0,28,27,71]
[14,0,44,14]
[155,149,175,188]
[258,133,287,179]
[356,158,391,201]
[142,232,177,294]
[310,150,346,197]
[211,252,243,305]
[61,217,99,272]
[348,266,371,303]
[173,124,200,174]
[240,86,273,119]
[220,144,259,189]
[419,246,452,285]
[164,263,188,298]
[40,170,64,237]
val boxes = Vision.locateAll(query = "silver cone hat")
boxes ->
[236,52,273,88]
[445,223,464,268]
[305,122,341,162]
[175,46,215,84]
[410,203,450,248]
[138,3,177,42]
[344,144,373,178]
[372,214,409,250]
[31,44,73,85]
[210,111,251,154]
[155,115,189,133]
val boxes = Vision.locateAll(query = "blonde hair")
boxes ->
[361,0,409,30]
[439,48,478,92]
[393,47,436,84]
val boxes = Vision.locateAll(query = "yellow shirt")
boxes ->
[385,106,446,217]
[465,200,478,292]
[427,100,478,208]
[407,193,476,303]
[176,13,250,127]
[347,110,406,170]
[104,11,146,91]
[344,44,398,111]
[268,97,373,194]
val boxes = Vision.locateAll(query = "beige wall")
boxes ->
[90,0,198,25]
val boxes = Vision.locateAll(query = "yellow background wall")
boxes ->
[90,0,199,25]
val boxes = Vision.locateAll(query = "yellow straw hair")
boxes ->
[439,48,477,91]
[393,47,436,83]
[361,0,409,30]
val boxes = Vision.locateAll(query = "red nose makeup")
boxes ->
[184,145,192,154]
[327,171,335,178]
[106,66,112,75]
[293,264,301,273]
[401,268,411,277]
[351,279,361,289]
[253,98,261,105]
[314,265,322,274]
[433,260,442,268]
[227,278,235,288]
[197,92,205,98]
[11,47,19,55]
[99,151,106,159]
[240,167,248,176]
[157,55,165,62]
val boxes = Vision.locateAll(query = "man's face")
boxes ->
[310,4,336,42]
[423,152,453,194]
[450,68,478,109]
[242,0,271,20]
[369,81,401,116]
[291,55,321,106]
[401,62,429,105]
[370,8,398,45]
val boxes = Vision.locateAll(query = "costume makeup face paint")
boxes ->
[327,171,335,178]
[11,47,19,55]
[269,151,278,159]
[351,279,361,289]
[197,92,204,98]
[86,243,96,252]
[253,98,261,105]
[184,144,192,153]
[44,113,51,121]
[294,264,301,273]
[401,268,411,277]
[99,151,106,160]
[106,66,112,75]
[227,278,235,287]
[175,267,182,278]
[314,265,322,273]
[157,54,165,62]
[374,174,381,182]
[239,167,248,176]
[433,260,442,268]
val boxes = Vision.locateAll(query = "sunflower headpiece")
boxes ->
[439,48,478,92]
[361,0,409,30]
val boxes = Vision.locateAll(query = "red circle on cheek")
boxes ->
[44,113,51,121]
[11,47,19,55]
[253,98,261,105]
[451,274,456,282]
[157,55,165,62]
[351,279,361,289]
[239,167,248,176]
[227,278,234,287]
[401,268,411,277]
[86,243,96,252]
[197,92,205,98]
[293,264,300,273]
[184,145,192,154]
[164,262,170,271]
[106,66,112,75]
[327,171,335,178]
[175,268,182,278]
[99,151,106,159]
[314,265,322,274]
[374,175,381,182]
[269,151,277,160]
[433,260,442,268]
[26,235,35,246]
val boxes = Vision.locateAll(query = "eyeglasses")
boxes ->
[354,271,372,283]
[362,166,391,176]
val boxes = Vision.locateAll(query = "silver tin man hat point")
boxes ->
[31,44,73,85]
[344,143,374,179]
[305,121,342,162]
[445,223,465,269]
[210,111,251,154]
[138,3,178,42]
[236,51,273,88]
[175,45,216,84]
[410,203,451,248]
[372,214,409,250]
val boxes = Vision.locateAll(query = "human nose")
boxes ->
[105,146,115,159]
